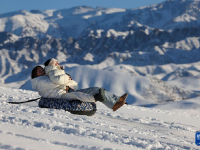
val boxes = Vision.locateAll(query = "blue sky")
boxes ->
[0,0,165,14]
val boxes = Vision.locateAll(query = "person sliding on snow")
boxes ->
[32,58,128,111]
[31,66,95,103]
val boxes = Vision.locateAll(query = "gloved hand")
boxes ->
[60,66,64,70]
[66,73,73,80]
[66,86,69,92]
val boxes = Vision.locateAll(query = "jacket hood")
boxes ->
[48,58,57,66]
[45,66,58,74]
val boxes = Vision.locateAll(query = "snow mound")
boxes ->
[143,77,199,103]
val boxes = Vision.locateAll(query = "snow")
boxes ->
[0,86,200,149]
[1,0,200,39]
[1,64,200,149]
[174,13,197,22]
[1,0,200,149]
[83,53,94,62]
[0,18,7,32]
[1,52,200,149]
[82,8,126,19]
[42,9,56,17]
[106,29,129,39]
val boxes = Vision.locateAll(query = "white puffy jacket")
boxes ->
[31,75,95,102]
[45,65,77,87]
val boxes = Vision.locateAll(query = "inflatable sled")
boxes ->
[38,98,97,116]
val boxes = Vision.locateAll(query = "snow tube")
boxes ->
[38,98,97,116]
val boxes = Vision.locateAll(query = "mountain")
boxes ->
[1,0,200,38]
[0,0,200,104]
[1,1,200,148]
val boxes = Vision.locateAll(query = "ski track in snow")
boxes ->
[0,87,199,150]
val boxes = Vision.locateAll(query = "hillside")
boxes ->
[0,86,200,149]
[1,0,200,149]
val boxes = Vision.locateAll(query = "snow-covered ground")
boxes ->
[0,86,200,150]
[1,0,200,149]
[0,61,200,149]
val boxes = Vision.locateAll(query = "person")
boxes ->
[31,64,128,111]
[31,66,95,103]
[44,58,79,92]
[43,58,128,111]
[31,66,96,116]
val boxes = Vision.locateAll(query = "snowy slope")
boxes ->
[0,86,200,150]
[1,0,200,149]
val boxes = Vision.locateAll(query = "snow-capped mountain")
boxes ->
[1,1,200,149]
[1,0,200,104]
[1,0,200,38]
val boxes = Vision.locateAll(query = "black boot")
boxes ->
[94,88,106,102]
